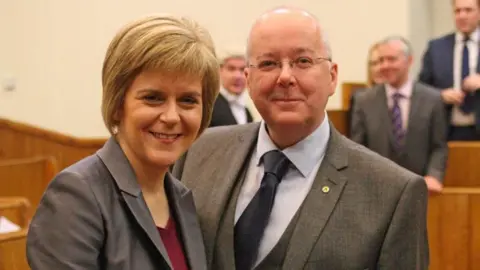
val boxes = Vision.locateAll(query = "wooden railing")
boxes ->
[0,117,106,171]
[341,81,367,109]
[0,156,57,219]
[444,142,480,187]
[0,229,29,270]
[428,188,480,270]
[0,197,30,229]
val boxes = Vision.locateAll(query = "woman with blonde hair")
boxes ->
[365,42,384,87]
[348,42,384,136]
[26,14,220,270]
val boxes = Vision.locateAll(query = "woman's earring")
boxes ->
[112,125,118,135]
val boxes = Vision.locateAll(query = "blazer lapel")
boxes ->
[404,84,423,154]
[282,128,348,270]
[97,138,172,269]
[373,86,394,153]
[186,124,259,266]
[444,35,455,86]
[165,173,207,270]
[218,94,238,125]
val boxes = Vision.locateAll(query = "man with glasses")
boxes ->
[174,7,429,270]
[351,36,447,194]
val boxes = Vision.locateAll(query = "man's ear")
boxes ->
[328,63,338,96]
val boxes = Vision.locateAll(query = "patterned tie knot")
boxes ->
[262,150,290,180]
[392,92,404,102]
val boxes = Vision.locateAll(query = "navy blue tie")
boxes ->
[234,150,290,270]
[460,35,475,113]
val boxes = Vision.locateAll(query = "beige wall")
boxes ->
[0,0,444,137]
[431,0,455,37]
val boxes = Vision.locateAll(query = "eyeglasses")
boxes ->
[248,57,331,73]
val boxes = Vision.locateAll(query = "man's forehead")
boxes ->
[223,58,246,68]
[454,0,478,8]
[254,48,317,58]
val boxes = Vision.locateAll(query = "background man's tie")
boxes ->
[460,35,475,113]
[391,92,405,151]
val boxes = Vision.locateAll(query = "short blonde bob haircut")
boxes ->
[366,42,381,87]
[101,14,220,135]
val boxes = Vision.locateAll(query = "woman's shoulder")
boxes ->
[48,153,117,202]
[59,154,110,185]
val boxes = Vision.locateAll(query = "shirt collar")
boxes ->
[456,27,480,43]
[385,79,413,99]
[254,113,330,177]
[219,88,247,107]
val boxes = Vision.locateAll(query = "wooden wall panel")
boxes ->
[0,157,57,219]
[428,188,480,270]
[328,109,348,136]
[342,82,367,110]
[0,197,30,228]
[444,142,480,187]
[0,117,106,171]
[0,229,29,270]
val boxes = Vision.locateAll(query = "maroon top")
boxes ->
[157,217,189,270]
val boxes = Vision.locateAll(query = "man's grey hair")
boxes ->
[380,35,413,57]
[218,47,246,67]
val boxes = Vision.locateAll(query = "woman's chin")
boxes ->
[146,151,178,169]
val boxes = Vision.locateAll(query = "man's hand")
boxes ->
[441,88,464,105]
[424,176,443,194]
[462,74,480,92]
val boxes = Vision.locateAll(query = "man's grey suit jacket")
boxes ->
[173,121,429,270]
[350,82,448,181]
[27,138,207,270]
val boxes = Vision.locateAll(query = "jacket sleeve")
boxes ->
[27,171,103,270]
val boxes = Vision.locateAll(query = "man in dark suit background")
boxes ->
[418,0,480,140]
[209,50,253,127]
[351,36,447,193]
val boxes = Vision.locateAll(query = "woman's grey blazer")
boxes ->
[26,138,207,270]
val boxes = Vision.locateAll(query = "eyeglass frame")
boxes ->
[247,56,332,72]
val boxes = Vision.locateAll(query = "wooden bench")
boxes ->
[0,157,57,219]
[428,187,480,269]
[0,197,30,229]
[0,117,106,171]
[0,229,29,270]
[444,142,480,187]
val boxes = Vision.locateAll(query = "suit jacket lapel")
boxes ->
[282,127,348,270]
[165,173,207,270]
[218,94,238,124]
[444,34,455,86]
[404,84,423,154]
[374,86,394,153]
[185,124,259,266]
[97,138,172,269]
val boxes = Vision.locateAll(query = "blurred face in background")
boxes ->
[378,40,412,88]
[220,57,247,95]
[454,0,480,34]
[368,47,384,85]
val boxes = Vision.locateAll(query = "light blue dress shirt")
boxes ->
[234,113,331,266]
